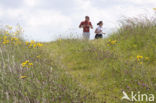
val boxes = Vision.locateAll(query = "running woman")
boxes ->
[95,21,105,39]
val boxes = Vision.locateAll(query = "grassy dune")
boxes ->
[0,17,156,103]
[44,17,156,103]
[0,30,95,102]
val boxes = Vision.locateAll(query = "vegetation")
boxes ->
[0,26,95,103]
[0,16,156,103]
[44,17,156,103]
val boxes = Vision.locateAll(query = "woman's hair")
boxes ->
[97,21,103,25]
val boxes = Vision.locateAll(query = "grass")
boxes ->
[44,17,156,103]
[0,32,96,102]
[0,16,156,103]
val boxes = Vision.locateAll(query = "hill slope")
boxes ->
[0,17,156,103]
[0,29,95,103]
[44,17,156,103]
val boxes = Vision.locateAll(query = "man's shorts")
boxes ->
[82,32,90,40]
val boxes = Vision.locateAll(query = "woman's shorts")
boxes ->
[95,34,103,39]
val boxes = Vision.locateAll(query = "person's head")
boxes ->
[97,21,103,27]
[85,16,90,22]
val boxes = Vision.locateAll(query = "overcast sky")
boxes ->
[0,0,156,41]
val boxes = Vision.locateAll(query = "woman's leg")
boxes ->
[99,34,103,38]
[95,34,103,39]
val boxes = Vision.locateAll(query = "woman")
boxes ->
[95,21,105,39]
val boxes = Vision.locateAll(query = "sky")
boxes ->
[0,0,156,42]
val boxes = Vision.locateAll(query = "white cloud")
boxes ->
[0,0,155,41]
[128,0,156,5]
[24,0,39,7]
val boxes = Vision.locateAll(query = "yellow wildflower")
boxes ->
[107,44,110,46]
[36,43,43,47]
[28,44,33,48]
[30,40,35,44]
[11,37,18,41]
[25,60,29,63]
[153,8,156,10]
[36,55,41,58]
[3,36,8,40]
[137,55,143,59]
[25,41,29,45]
[21,60,29,67]
[20,76,27,79]
[2,40,9,44]
[140,62,143,65]
[33,44,37,48]
[111,40,117,45]
[29,63,33,66]
[137,55,143,61]
[21,62,27,67]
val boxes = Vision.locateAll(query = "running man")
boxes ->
[79,16,93,40]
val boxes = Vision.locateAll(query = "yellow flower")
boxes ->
[21,60,29,67]
[137,55,143,61]
[111,40,117,45]
[25,41,29,45]
[153,8,156,10]
[36,55,41,58]
[2,40,9,44]
[33,44,37,48]
[107,44,110,46]
[29,63,33,66]
[36,43,43,47]
[21,62,27,67]
[29,44,33,48]
[30,40,35,44]
[11,37,18,41]
[140,62,143,65]
[137,55,143,59]
[23,60,28,63]
[3,36,8,40]
[15,40,22,45]
[20,76,27,79]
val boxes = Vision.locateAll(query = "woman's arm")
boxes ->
[95,29,98,34]
[95,29,102,34]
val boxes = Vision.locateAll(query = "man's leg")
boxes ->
[83,32,90,40]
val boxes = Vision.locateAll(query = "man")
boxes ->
[79,16,93,40]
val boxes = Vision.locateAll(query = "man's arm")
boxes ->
[79,22,83,28]
[90,22,93,29]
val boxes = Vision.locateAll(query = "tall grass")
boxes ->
[0,27,96,103]
[45,16,156,103]
[1,15,156,103]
